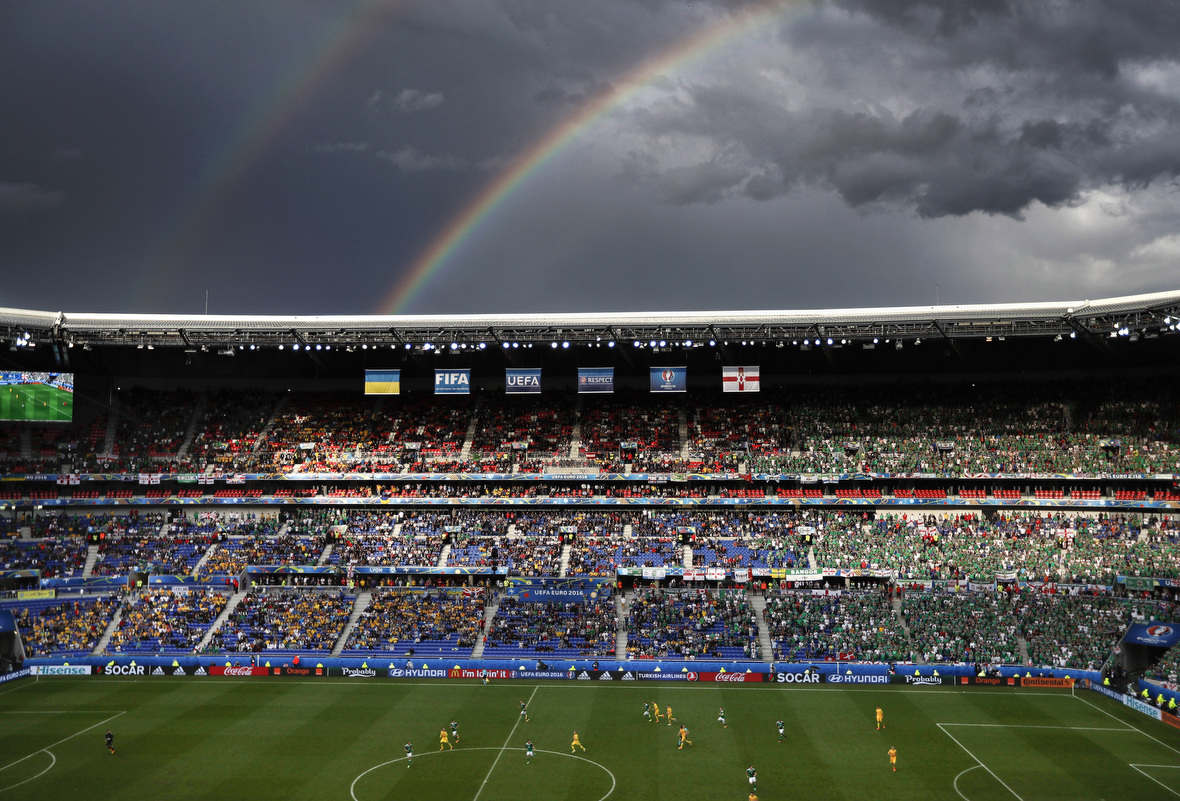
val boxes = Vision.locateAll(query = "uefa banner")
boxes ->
[364,369,401,395]
[506,368,541,394]
[578,367,614,394]
[435,369,471,395]
[722,365,759,393]
[650,367,686,393]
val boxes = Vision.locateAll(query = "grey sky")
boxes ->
[1,0,1177,315]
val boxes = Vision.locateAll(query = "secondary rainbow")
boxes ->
[380,0,797,314]
[139,0,401,308]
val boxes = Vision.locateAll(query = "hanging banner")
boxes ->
[505,368,542,394]
[722,365,760,393]
[1124,622,1180,649]
[434,369,471,395]
[364,369,401,395]
[650,367,686,393]
[578,368,614,394]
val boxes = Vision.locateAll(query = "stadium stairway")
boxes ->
[102,395,120,455]
[317,542,333,566]
[1018,635,1030,665]
[749,595,774,662]
[195,591,247,652]
[83,544,100,577]
[253,395,288,453]
[460,396,481,461]
[92,603,125,656]
[437,544,451,568]
[558,543,571,577]
[678,408,689,458]
[569,396,583,459]
[331,590,372,656]
[190,540,221,579]
[893,597,919,663]
[19,427,31,460]
[471,593,501,659]
[615,590,632,659]
[176,390,207,460]
[683,546,692,569]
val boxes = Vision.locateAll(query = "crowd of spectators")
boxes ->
[106,589,228,653]
[902,591,1023,664]
[764,589,908,663]
[625,589,759,660]
[92,514,211,576]
[208,589,354,652]
[343,589,484,656]
[483,596,616,657]
[11,594,121,656]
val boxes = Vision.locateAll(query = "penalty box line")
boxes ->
[0,710,126,775]
[472,684,539,801]
[937,723,1025,801]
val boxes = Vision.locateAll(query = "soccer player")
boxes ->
[105,729,115,754]
[876,706,884,731]
[571,731,585,752]
[889,746,897,771]
[405,741,413,767]
[677,725,692,749]
[718,707,727,728]
[644,702,652,721]
[747,765,757,792]
[520,700,530,722]
[653,701,663,723]
[525,739,534,764]
[481,670,489,686]
[749,794,758,801]
[440,729,453,750]
[776,719,785,742]
[450,719,459,743]
[665,705,675,726]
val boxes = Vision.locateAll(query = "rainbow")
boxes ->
[379,0,798,314]
[140,0,401,309]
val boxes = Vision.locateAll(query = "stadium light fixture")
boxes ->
[562,341,569,348]
[649,340,657,347]
[293,343,300,350]
[278,344,285,350]
[607,341,615,348]
[708,339,716,346]
[873,338,879,344]
[1070,332,1077,339]
[684,340,692,347]
[659,340,666,347]
[551,342,558,348]
[315,344,322,350]
[826,338,833,346]
[478,342,486,349]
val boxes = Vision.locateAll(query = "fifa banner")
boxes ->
[722,365,759,393]
[435,369,471,395]
[650,367,686,393]
[364,369,400,395]
[578,367,614,394]
[506,368,542,394]
[1125,622,1180,649]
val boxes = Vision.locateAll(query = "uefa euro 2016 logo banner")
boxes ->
[650,367,686,393]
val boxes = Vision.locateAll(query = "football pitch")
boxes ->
[0,383,71,422]
[2,677,1179,801]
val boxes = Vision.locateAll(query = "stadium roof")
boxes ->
[2,289,1180,350]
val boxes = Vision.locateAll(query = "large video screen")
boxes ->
[0,372,73,422]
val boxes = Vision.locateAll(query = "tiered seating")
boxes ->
[0,533,88,577]
[342,589,484,656]
[186,390,277,471]
[483,596,616,658]
[763,590,908,662]
[578,393,681,465]
[1114,489,1148,501]
[993,489,1020,500]
[902,592,1023,664]
[107,589,228,653]
[625,589,760,660]
[6,594,121,656]
[469,395,575,458]
[208,589,354,653]
[957,488,987,499]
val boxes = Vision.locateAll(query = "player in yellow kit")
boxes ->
[677,725,692,749]
[665,705,675,726]
[652,702,663,723]
[888,746,897,771]
[571,730,586,752]
[876,706,884,731]
[440,729,453,750]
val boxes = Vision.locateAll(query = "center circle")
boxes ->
[350,747,616,801]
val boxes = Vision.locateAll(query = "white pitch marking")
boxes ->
[1073,693,1180,758]
[1130,764,1180,798]
[937,723,1025,801]
[953,763,983,801]
[348,746,615,801]
[472,685,538,801]
[0,711,125,775]
[0,750,56,794]
[939,723,1133,731]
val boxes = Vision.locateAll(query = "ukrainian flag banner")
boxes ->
[364,369,401,395]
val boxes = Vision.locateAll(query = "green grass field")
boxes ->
[0,383,72,422]
[2,677,1179,800]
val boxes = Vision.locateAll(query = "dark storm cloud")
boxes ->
[621,0,1180,218]
[0,183,65,215]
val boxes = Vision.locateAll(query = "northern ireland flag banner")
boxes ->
[722,366,760,393]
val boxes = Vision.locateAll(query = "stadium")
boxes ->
[1,292,1179,800]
